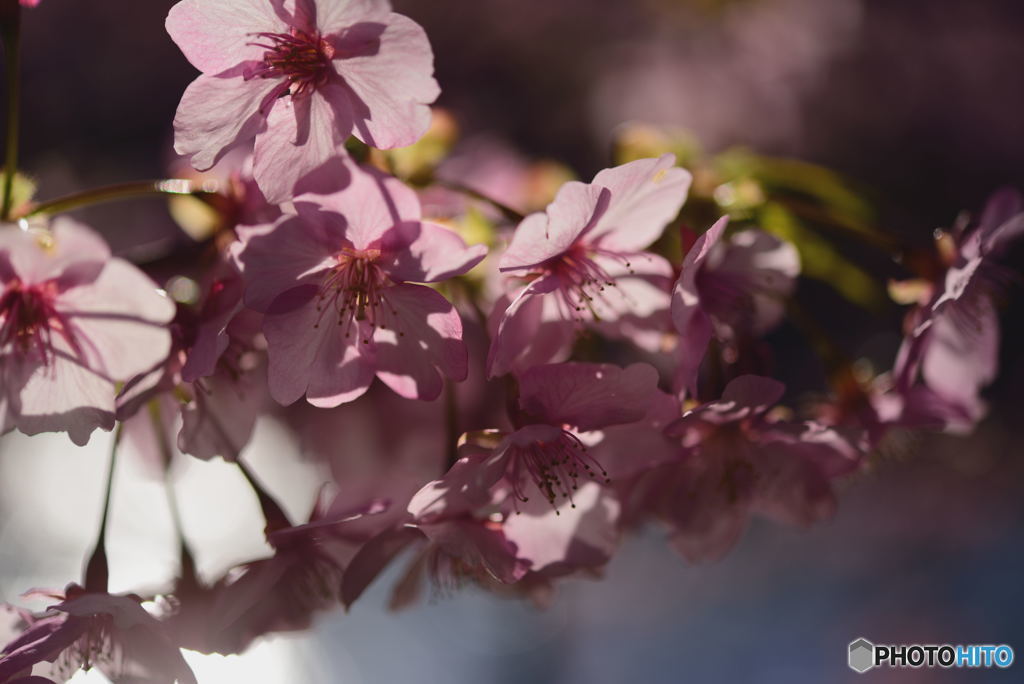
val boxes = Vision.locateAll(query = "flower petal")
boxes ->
[371,284,466,401]
[166,0,282,74]
[378,221,487,283]
[518,361,659,432]
[585,154,691,252]
[335,13,440,149]
[174,73,276,171]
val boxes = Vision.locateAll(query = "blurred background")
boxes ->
[2,0,1023,681]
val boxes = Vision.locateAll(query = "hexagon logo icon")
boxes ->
[849,638,875,673]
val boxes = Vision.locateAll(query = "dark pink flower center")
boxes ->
[249,28,335,100]
[508,429,610,512]
[314,249,401,344]
[544,245,634,322]
[0,280,76,365]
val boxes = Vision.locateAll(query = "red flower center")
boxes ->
[0,281,75,365]
[315,249,400,344]
[249,28,335,100]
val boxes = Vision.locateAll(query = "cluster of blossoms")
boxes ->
[0,0,1020,682]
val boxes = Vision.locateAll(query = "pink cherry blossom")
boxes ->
[0,585,196,684]
[116,265,267,464]
[0,220,174,445]
[19,0,41,7]
[488,155,691,377]
[671,216,799,398]
[645,375,863,562]
[411,362,659,517]
[167,0,440,203]
[234,162,486,406]
[891,189,1023,428]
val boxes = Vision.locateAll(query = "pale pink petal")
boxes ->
[584,154,691,252]
[587,252,673,349]
[253,87,351,203]
[371,284,466,401]
[235,212,339,312]
[408,443,508,520]
[174,74,276,171]
[671,216,729,396]
[264,285,376,406]
[0,221,109,287]
[333,13,440,149]
[313,0,390,31]
[922,297,999,404]
[486,278,576,379]
[378,221,487,283]
[59,259,175,381]
[12,340,115,446]
[698,229,799,336]
[519,362,659,432]
[499,182,603,271]
[584,391,682,479]
[166,0,283,74]
[302,161,421,249]
[305,326,375,408]
[502,482,620,574]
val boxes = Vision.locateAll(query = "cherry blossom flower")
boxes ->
[641,375,863,562]
[891,189,1024,429]
[487,155,691,377]
[0,220,174,445]
[0,585,196,684]
[167,0,440,203]
[413,362,660,516]
[234,162,486,406]
[672,216,799,398]
[116,263,267,463]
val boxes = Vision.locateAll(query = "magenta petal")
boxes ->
[519,362,659,432]
[378,221,487,283]
[584,154,691,252]
[371,284,466,401]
